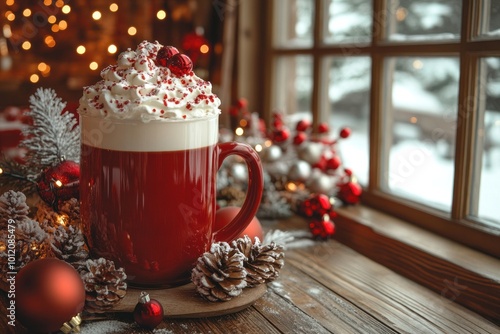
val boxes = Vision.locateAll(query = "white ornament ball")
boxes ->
[298,143,323,165]
[308,173,334,194]
[262,145,283,162]
[288,160,312,182]
[230,163,248,182]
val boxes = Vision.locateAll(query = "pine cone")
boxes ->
[34,200,60,234]
[80,258,127,313]
[0,219,54,283]
[58,198,80,226]
[0,190,30,229]
[35,198,80,234]
[51,225,89,264]
[233,236,285,287]
[192,242,247,302]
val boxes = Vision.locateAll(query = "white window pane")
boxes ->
[273,0,314,48]
[272,55,313,117]
[325,56,371,185]
[386,0,462,41]
[322,0,372,44]
[381,57,460,211]
[470,58,500,225]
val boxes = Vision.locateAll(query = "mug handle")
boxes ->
[212,142,264,242]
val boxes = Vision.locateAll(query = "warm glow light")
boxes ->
[412,59,423,69]
[255,144,263,152]
[3,24,12,38]
[264,140,273,147]
[108,44,118,54]
[51,24,60,32]
[156,10,167,20]
[239,119,248,127]
[44,35,56,47]
[410,116,418,124]
[200,44,209,54]
[62,5,71,14]
[76,45,86,54]
[38,62,48,72]
[89,61,99,70]
[23,8,32,17]
[128,26,137,36]
[57,215,68,226]
[109,3,118,12]
[6,0,14,6]
[92,11,102,20]
[48,15,57,24]
[58,20,67,30]
[22,41,31,50]
[55,0,64,8]
[30,74,40,83]
[286,182,298,192]
[235,127,244,136]
[5,11,15,21]
[396,7,407,21]
[54,179,63,187]
[0,242,5,252]
[0,167,3,174]
[43,0,52,6]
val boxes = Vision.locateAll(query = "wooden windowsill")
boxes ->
[333,204,500,324]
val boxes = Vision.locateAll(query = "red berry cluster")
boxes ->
[299,194,337,240]
[156,46,193,76]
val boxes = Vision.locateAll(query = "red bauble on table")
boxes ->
[214,206,264,242]
[37,160,80,207]
[299,194,333,218]
[16,258,85,333]
[338,181,362,205]
[309,215,336,240]
[339,127,351,139]
[133,292,164,330]
[295,119,311,132]
[318,122,330,134]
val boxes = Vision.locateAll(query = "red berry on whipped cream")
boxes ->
[167,53,193,76]
[156,46,179,67]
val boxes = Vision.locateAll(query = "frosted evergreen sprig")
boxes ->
[21,88,80,167]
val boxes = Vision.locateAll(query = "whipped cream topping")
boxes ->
[78,40,221,122]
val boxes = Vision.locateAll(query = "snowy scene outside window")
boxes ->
[271,0,500,227]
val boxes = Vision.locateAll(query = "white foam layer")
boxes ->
[81,115,218,151]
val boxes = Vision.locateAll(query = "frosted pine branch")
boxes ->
[21,88,80,168]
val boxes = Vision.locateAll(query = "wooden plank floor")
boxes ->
[1,219,498,333]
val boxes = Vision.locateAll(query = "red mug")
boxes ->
[80,114,263,287]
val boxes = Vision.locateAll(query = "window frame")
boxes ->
[262,0,500,257]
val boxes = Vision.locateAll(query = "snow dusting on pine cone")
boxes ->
[80,257,127,313]
[191,242,247,302]
[232,235,285,287]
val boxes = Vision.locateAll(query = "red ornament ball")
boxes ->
[37,160,80,207]
[16,258,85,333]
[214,206,263,242]
[326,156,342,170]
[293,132,307,145]
[133,292,164,330]
[296,119,311,132]
[318,122,330,134]
[338,181,362,205]
[167,53,193,76]
[339,127,351,139]
[309,216,336,240]
[156,46,179,67]
[272,128,290,143]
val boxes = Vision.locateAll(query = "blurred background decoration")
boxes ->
[0,0,225,107]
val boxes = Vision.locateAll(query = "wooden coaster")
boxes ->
[109,283,267,319]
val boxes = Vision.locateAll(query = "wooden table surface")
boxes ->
[2,217,499,334]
